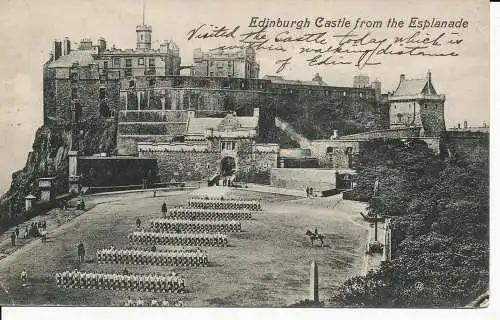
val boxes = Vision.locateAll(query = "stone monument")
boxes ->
[310,260,319,303]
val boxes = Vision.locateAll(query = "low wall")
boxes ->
[270,168,337,192]
[338,127,422,140]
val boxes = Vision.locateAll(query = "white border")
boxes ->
[2,2,498,320]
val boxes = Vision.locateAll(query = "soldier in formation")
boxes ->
[187,199,261,211]
[97,247,208,267]
[150,219,241,233]
[55,270,185,293]
[168,208,252,220]
[128,231,228,247]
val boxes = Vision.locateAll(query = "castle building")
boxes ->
[388,71,445,136]
[353,74,370,88]
[192,47,259,78]
[137,108,279,183]
[43,23,181,124]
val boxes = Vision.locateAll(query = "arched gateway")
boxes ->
[220,157,236,177]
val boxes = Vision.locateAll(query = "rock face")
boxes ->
[0,117,116,230]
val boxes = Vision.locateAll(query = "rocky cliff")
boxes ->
[0,117,116,230]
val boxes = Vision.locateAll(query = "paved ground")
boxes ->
[0,187,369,307]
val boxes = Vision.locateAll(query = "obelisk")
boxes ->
[310,260,319,303]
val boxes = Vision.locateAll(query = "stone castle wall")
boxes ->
[270,168,337,191]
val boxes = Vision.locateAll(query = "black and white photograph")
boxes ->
[0,0,492,313]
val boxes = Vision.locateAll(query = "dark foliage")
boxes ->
[330,139,489,307]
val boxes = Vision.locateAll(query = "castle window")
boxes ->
[141,35,144,41]
[343,91,346,97]
[210,72,214,77]
[125,58,132,67]
[149,58,155,67]
[326,147,333,153]
[409,103,411,109]
[103,61,108,69]
[125,69,132,77]
[129,80,135,88]
[149,78,155,86]
[228,61,232,67]
[71,88,78,99]
[210,61,214,67]
[138,58,144,65]
[99,87,106,99]
[114,57,120,67]
[70,72,78,83]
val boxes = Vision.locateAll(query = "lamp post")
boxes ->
[373,178,380,242]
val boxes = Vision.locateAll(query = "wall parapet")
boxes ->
[138,142,208,153]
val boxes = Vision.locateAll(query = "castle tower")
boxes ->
[136,0,152,50]
[388,70,445,136]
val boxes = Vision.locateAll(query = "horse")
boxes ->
[305,230,325,247]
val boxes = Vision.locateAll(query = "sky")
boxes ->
[0,0,489,192]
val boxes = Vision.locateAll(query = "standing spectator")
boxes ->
[77,242,85,263]
[306,186,310,198]
[41,229,47,243]
[153,189,157,197]
[136,218,141,229]
[15,227,20,239]
[310,187,314,197]
[24,225,29,239]
[43,220,47,229]
[21,269,28,286]
[11,232,16,246]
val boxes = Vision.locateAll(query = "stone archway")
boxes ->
[220,157,236,177]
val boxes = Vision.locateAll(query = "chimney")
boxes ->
[464,121,468,129]
[458,123,461,129]
[427,69,431,82]
[400,74,405,83]
[54,39,62,60]
[98,37,106,53]
[483,121,487,128]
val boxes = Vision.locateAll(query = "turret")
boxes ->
[136,24,152,50]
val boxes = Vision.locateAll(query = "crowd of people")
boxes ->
[187,199,262,211]
[150,218,242,233]
[55,270,186,293]
[96,247,208,266]
[167,208,252,220]
[128,231,228,247]
[11,221,48,246]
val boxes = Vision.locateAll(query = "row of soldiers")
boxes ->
[128,231,228,247]
[187,199,262,211]
[168,208,252,221]
[150,219,242,233]
[190,196,240,201]
[56,270,186,293]
[122,298,184,307]
[96,247,208,266]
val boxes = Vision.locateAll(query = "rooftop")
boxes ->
[48,50,95,68]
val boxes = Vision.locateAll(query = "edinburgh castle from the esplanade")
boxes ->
[2,19,469,225]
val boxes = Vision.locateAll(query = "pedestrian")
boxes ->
[11,232,16,246]
[15,227,19,239]
[306,186,310,197]
[41,229,47,243]
[310,187,314,197]
[25,225,29,238]
[78,242,85,263]
[21,269,28,286]
[136,217,141,229]
[153,189,157,198]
